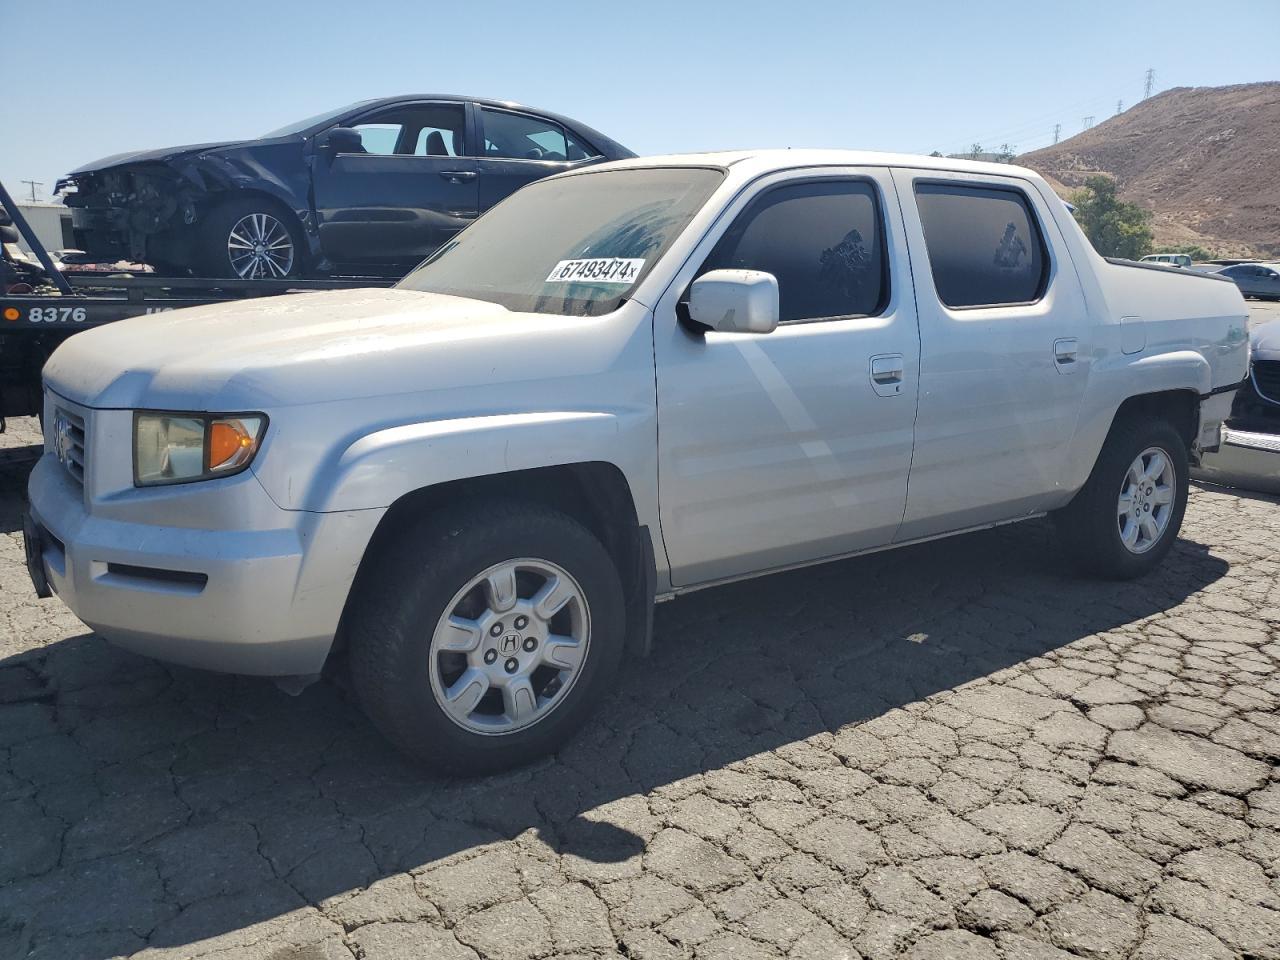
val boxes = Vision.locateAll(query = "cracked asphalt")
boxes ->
[2,410,1279,960]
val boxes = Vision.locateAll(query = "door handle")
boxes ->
[869,354,905,397]
[870,356,904,382]
[440,170,477,182]
[1054,338,1079,365]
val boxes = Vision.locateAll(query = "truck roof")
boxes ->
[584,149,1046,182]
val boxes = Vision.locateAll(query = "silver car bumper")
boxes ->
[1192,426,1280,495]
[26,453,384,676]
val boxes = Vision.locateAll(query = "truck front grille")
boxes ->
[1253,359,1280,405]
[51,406,87,484]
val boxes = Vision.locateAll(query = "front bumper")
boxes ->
[26,453,384,676]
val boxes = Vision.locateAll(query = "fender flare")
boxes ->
[304,410,626,514]
[1062,350,1210,494]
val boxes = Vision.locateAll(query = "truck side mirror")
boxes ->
[317,127,364,157]
[687,269,780,334]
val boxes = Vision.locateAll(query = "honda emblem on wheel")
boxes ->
[499,633,521,655]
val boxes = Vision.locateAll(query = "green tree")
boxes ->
[1068,175,1153,259]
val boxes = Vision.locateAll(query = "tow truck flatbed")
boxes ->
[1,177,393,424]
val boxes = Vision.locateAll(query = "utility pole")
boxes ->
[1082,116,1095,130]
[1144,68,1155,99]
[1053,123,1061,144]
[20,180,43,202]
[1116,99,1123,115]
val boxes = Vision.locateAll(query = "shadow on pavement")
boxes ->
[0,519,1229,957]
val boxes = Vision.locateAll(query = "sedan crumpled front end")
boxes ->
[59,163,200,266]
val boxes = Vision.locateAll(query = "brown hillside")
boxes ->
[1020,82,1280,258]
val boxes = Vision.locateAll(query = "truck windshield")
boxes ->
[397,167,725,317]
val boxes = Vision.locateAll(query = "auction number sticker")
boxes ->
[545,258,644,285]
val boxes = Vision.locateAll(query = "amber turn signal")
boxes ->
[209,419,256,469]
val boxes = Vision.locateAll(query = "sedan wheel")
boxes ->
[227,213,295,279]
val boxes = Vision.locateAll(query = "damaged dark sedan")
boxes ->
[56,95,632,279]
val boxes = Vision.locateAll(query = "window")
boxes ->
[699,179,887,323]
[351,123,400,155]
[482,109,570,161]
[914,182,1048,308]
[414,126,459,156]
[346,103,465,156]
[398,168,724,317]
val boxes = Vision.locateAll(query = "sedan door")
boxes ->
[654,169,920,586]
[311,101,478,268]
[1255,266,1280,299]
[473,107,601,215]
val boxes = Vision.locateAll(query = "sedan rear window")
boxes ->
[398,168,725,317]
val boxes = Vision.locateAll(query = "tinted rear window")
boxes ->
[914,182,1048,308]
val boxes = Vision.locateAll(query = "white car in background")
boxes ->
[1140,253,1192,268]
[25,150,1249,772]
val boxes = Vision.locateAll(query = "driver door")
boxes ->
[654,169,921,586]
[311,101,478,268]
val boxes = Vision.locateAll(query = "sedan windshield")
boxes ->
[397,167,725,316]
[260,100,377,139]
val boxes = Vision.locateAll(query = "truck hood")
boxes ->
[64,140,251,177]
[43,288,592,411]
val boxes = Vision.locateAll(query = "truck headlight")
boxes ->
[134,412,266,486]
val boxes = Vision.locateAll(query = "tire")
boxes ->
[1053,416,1189,580]
[195,197,304,279]
[345,499,626,774]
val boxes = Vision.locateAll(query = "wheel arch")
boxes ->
[203,187,305,232]
[328,461,656,673]
[1110,388,1200,451]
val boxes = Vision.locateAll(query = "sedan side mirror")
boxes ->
[317,127,364,156]
[687,269,780,334]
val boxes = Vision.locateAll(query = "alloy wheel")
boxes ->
[428,558,591,736]
[1117,446,1176,554]
[227,213,295,279]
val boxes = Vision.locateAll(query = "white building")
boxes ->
[12,201,74,255]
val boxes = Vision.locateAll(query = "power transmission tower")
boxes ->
[1144,68,1155,99]
[1082,116,1095,130]
[1116,100,1123,115]
[20,180,43,202]
[1053,123,1061,144]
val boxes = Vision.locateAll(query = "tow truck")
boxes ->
[1,177,390,430]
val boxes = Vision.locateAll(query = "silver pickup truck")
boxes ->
[25,151,1249,772]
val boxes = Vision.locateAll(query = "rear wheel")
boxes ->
[196,198,304,279]
[345,500,626,774]
[1054,417,1189,579]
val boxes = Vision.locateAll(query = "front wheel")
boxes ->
[196,198,304,279]
[345,500,626,774]
[1054,417,1189,579]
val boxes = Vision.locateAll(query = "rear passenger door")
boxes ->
[474,107,601,215]
[891,169,1091,540]
[654,169,920,586]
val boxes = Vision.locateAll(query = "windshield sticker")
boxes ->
[545,258,645,285]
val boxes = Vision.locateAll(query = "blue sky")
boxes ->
[1,0,1276,201]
